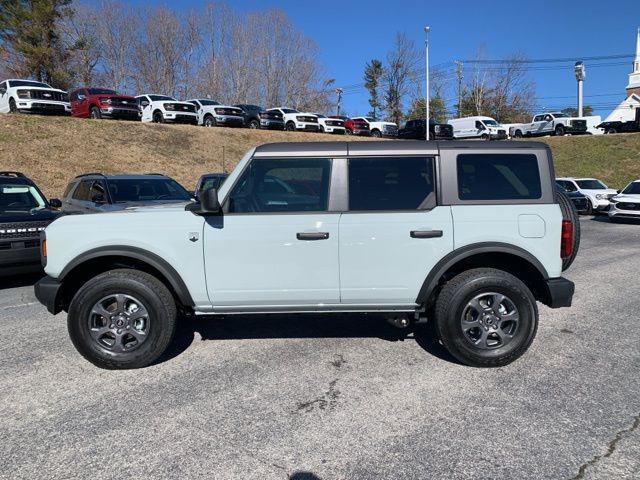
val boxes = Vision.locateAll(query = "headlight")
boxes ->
[99,97,112,104]
[296,116,304,121]
[164,104,175,111]
[595,194,604,199]
[17,90,31,99]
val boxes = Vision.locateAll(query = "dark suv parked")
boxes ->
[398,119,454,140]
[234,104,284,130]
[69,87,139,120]
[0,172,61,275]
[60,173,193,214]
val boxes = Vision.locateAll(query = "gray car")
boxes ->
[60,173,193,214]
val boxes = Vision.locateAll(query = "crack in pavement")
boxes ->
[569,412,640,480]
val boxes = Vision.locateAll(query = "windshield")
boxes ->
[314,113,326,118]
[483,119,499,127]
[576,179,607,190]
[9,80,52,89]
[552,113,569,118]
[281,108,298,114]
[197,99,220,106]
[363,117,375,122]
[148,95,176,102]
[622,182,640,195]
[88,88,117,95]
[107,179,191,203]
[0,184,46,213]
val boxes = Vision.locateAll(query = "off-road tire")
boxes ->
[90,106,101,119]
[67,269,177,369]
[434,268,538,368]
[557,191,580,271]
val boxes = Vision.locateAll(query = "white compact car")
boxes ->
[609,180,640,221]
[313,113,346,134]
[268,108,319,132]
[351,116,398,138]
[136,94,198,125]
[186,99,244,127]
[556,177,618,214]
[0,79,70,115]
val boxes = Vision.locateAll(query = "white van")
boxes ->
[448,116,507,140]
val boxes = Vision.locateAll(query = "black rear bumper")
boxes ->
[34,276,63,314]
[544,277,574,308]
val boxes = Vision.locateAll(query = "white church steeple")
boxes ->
[627,27,640,94]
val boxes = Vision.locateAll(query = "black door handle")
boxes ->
[296,232,329,241]
[410,230,443,239]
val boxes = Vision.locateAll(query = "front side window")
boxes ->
[227,158,331,213]
[348,157,435,211]
[457,154,541,200]
[72,180,92,201]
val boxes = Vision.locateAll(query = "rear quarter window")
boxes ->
[457,154,541,200]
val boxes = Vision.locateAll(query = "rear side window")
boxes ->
[227,158,331,213]
[348,157,435,211]
[457,154,541,200]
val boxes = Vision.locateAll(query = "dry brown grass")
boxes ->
[0,115,377,197]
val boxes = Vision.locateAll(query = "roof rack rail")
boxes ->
[0,171,27,178]
[74,172,108,179]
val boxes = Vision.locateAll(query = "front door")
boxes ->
[338,156,453,306]
[203,157,340,309]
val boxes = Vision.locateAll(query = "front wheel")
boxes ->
[513,130,523,138]
[285,122,296,131]
[90,106,101,119]
[555,125,565,136]
[203,115,215,127]
[152,111,164,123]
[434,268,538,368]
[67,269,177,369]
[9,97,17,113]
[605,127,617,134]
[345,128,353,135]
[249,119,259,129]
[371,129,382,138]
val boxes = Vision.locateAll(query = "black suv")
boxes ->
[234,104,284,130]
[398,119,454,140]
[0,172,61,276]
[60,173,193,214]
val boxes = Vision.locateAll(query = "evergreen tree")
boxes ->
[363,59,383,118]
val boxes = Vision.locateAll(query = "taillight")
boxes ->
[561,220,573,258]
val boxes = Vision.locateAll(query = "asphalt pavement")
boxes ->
[1,216,639,480]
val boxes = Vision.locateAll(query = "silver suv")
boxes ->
[35,141,577,369]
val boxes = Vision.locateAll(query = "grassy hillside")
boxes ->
[0,115,639,196]
[0,115,376,197]
[540,133,640,188]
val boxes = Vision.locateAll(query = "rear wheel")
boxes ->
[345,128,353,135]
[90,106,101,119]
[67,269,177,369]
[557,191,580,271]
[434,268,538,368]
[605,127,617,134]
[8,97,17,113]
[481,133,490,140]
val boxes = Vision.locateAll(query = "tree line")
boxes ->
[0,0,335,112]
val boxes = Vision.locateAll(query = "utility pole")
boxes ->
[574,61,585,117]
[424,26,430,141]
[454,60,463,117]
[335,88,343,116]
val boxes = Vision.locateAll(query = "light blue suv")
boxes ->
[35,141,576,369]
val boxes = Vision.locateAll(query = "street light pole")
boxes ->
[424,26,430,141]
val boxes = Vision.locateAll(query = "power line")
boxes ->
[462,53,635,64]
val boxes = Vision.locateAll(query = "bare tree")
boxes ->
[61,2,101,86]
[383,32,420,124]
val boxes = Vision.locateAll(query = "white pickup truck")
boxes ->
[510,113,587,138]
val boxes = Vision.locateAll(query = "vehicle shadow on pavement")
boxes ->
[0,272,43,290]
[157,313,460,365]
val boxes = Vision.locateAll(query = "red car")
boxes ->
[331,115,370,136]
[69,87,139,120]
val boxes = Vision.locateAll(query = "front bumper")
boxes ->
[608,204,640,220]
[350,128,370,136]
[34,275,63,314]
[324,126,346,134]
[296,123,319,132]
[165,113,198,124]
[544,277,575,308]
[17,100,70,115]
[0,239,42,276]
[215,115,244,127]
[565,126,588,135]
[260,119,284,129]
[100,107,140,120]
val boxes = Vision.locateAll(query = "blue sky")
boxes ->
[125,0,639,119]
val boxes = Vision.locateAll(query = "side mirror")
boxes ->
[617,189,621,194]
[91,193,106,204]
[544,115,552,122]
[0,88,6,95]
[49,198,62,208]
[141,101,149,107]
[186,187,220,215]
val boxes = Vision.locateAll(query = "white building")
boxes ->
[604,28,640,123]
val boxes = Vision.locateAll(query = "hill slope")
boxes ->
[0,115,638,196]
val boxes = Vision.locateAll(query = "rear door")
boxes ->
[338,156,453,306]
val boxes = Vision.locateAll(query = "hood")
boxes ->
[22,86,66,93]
[120,201,193,213]
[0,207,59,223]
[613,193,640,202]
